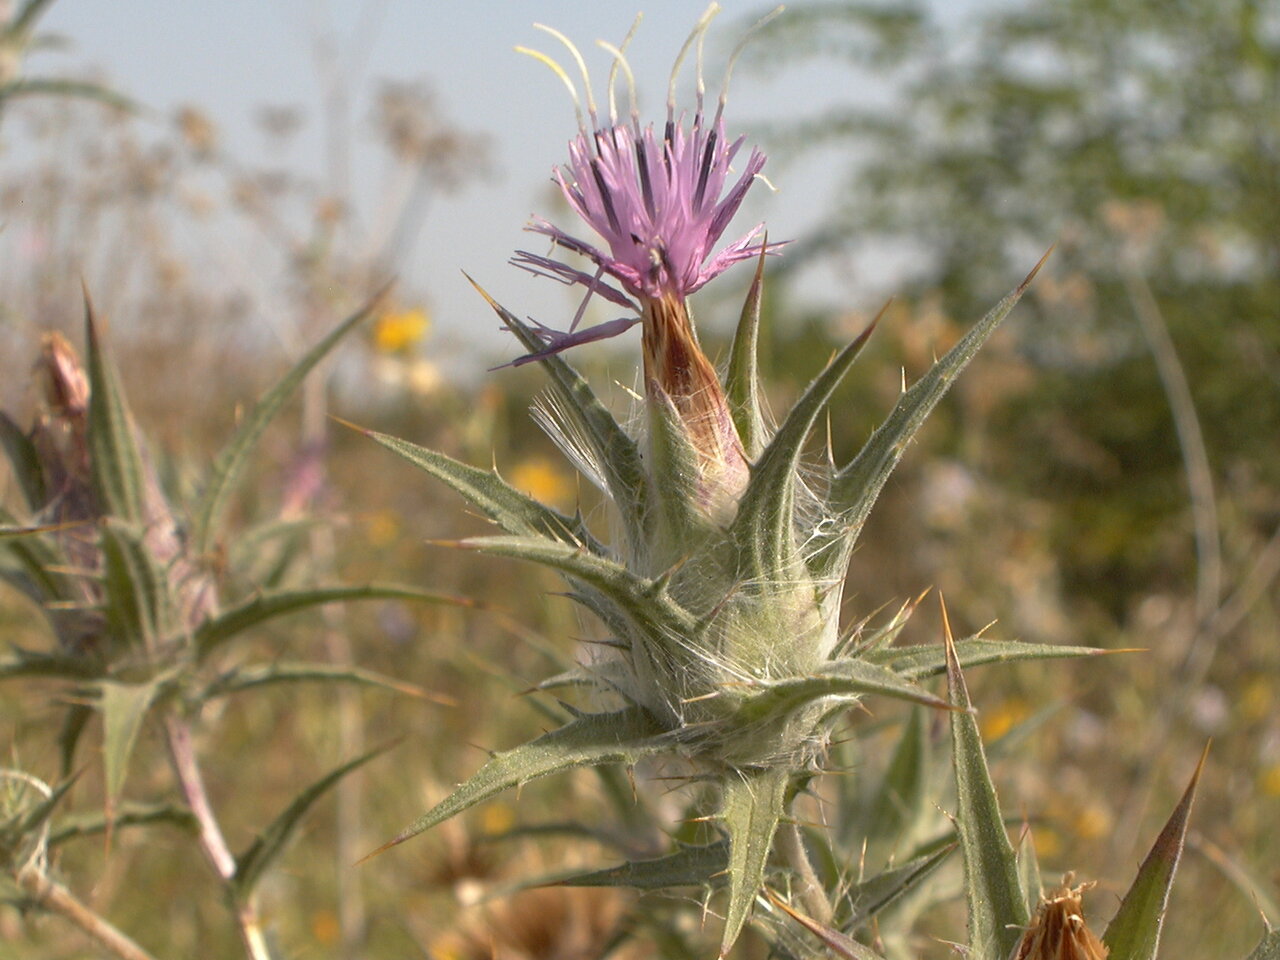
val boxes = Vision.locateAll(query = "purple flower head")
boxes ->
[509,7,784,362]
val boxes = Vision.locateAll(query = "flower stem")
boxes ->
[165,714,274,960]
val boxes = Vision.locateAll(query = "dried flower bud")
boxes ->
[1014,877,1109,960]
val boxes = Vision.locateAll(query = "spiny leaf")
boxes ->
[48,802,199,847]
[7,773,79,840]
[233,742,394,898]
[765,888,890,960]
[646,387,713,550]
[844,844,956,929]
[0,504,73,602]
[0,412,46,511]
[201,661,454,705]
[868,636,1112,681]
[8,0,59,40]
[99,518,173,649]
[1246,929,1280,960]
[470,276,650,552]
[733,310,879,585]
[720,765,790,954]
[725,243,770,459]
[193,583,473,661]
[556,839,729,889]
[1015,825,1044,921]
[364,706,666,860]
[1102,744,1208,960]
[192,293,382,554]
[100,679,165,812]
[731,658,951,726]
[58,703,94,777]
[944,605,1028,960]
[819,253,1049,581]
[0,649,99,682]
[360,427,602,553]
[449,535,697,646]
[84,294,146,523]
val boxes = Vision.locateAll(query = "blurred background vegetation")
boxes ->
[2,0,1277,957]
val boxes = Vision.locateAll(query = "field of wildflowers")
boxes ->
[2,3,1278,959]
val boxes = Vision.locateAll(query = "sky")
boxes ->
[23,0,981,363]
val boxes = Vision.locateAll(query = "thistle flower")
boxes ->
[510,6,783,506]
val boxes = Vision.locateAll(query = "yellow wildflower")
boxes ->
[509,456,573,508]
[373,307,431,354]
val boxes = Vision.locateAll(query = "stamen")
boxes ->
[516,46,586,137]
[715,5,785,126]
[606,14,643,126]
[533,24,598,127]
[667,3,720,125]
[596,41,638,128]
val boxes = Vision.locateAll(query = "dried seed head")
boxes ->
[1014,876,1109,960]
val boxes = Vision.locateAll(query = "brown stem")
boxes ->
[16,866,162,960]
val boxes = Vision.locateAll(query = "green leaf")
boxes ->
[233,742,393,898]
[48,802,199,847]
[0,412,46,510]
[84,296,146,523]
[556,839,729,889]
[1246,929,1280,960]
[733,313,878,585]
[362,428,602,552]
[451,535,697,648]
[99,518,173,649]
[732,658,951,727]
[201,661,454,705]
[469,277,650,553]
[0,648,99,682]
[99,679,164,811]
[767,890,890,960]
[9,0,59,40]
[725,244,770,459]
[844,844,956,929]
[58,703,94,777]
[365,706,665,859]
[192,295,380,554]
[819,257,1047,581]
[0,504,68,602]
[645,387,712,549]
[6,773,79,840]
[720,765,790,954]
[1015,825,1044,921]
[868,636,1110,681]
[944,611,1028,960]
[1103,746,1207,960]
[194,583,473,661]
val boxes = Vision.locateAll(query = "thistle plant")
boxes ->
[0,298,462,959]
[358,9,1113,954]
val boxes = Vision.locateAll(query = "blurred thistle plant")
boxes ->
[356,7,1134,955]
[0,0,133,118]
[0,295,463,959]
